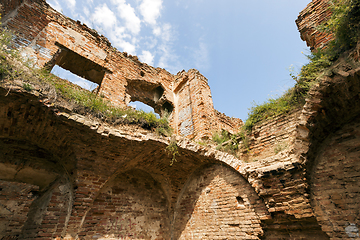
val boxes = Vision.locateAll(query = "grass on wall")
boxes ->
[244,0,360,132]
[0,23,172,136]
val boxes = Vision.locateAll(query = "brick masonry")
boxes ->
[1,0,360,239]
[296,0,333,51]
[1,0,242,141]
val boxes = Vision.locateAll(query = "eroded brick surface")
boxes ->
[1,0,360,239]
[296,0,333,51]
[311,119,360,239]
[2,0,242,141]
[174,164,269,239]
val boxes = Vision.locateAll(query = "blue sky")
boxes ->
[47,0,311,121]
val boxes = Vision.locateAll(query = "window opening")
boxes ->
[129,101,160,118]
[51,65,99,91]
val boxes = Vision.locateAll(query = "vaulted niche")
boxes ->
[48,42,109,89]
[162,101,174,115]
[126,81,173,117]
[154,86,164,102]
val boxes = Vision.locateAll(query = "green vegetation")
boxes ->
[211,129,249,157]
[244,0,360,132]
[0,25,172,135]
[274,142,288,154]
[166,138,180,166]
[22,82,33,91]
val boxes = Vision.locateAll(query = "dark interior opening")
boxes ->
[154,86,164,102]
[236,196,244,205]
[162,101,174,115]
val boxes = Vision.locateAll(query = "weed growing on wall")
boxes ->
[166,138,180,166]
[211,128,249,157]
[244,0,360,132]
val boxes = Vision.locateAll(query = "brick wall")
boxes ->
[238,110,301,161]
[2,0,241,141]
[80,169,169,239]
[2,0,360,239]
[296,0,333,51]
[311,116,360,238]
[173,164,270,239]
[0,180,38,239]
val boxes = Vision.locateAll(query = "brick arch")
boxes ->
[0,90,78,239]
[80,169,170,239]
[173,163,269,239]
[310,117,360,239]
[297,65,360,237]
[0,90,77,171]
[125,80,174,117]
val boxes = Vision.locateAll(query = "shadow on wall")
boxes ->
[172,163,269,240]
[80,169,170,239]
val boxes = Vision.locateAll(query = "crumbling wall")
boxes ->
[296,0,333,51]
[173,164,269,239]
[311,118,360,239]
[2,0,241,141]
[1,0,360,239]
[241,110,301,161]
[0,181,38,239]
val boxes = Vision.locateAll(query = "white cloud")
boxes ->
[160,23,172,42]
[108,26,137,54]
[139,0,163,25]
[48,0,63,13]
[112,1,141,35]
[92,4,117,30]
[83,7,90,17]
[139,50,154,65]
[65,0,76,8]
[194,40,210,71]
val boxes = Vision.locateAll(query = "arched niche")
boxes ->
[82,169,170,239]
[173,164,269,239]
[0,138,74,239]
[310,117,360,239]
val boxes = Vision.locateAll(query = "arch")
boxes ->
[0,138,74,239]
[173,163,269,239]
[126,80,174,117]
[310,117,360,239]
[81,169,170,239]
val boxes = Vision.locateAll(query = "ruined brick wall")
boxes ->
[311,118,360,239]
[240,110,301,161]
[2,0,241,141]
[79,170,170,239]
[0,181,38,239]
[1,62,360,239]
[2,0,360,239]
[173,164,269,239]
[214,110,243,135]
[296,0,333,51]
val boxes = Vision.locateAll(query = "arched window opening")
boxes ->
[129,101,160,118]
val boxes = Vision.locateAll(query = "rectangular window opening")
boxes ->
[51,65,99,91]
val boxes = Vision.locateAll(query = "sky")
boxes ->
[47,0,311,121]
